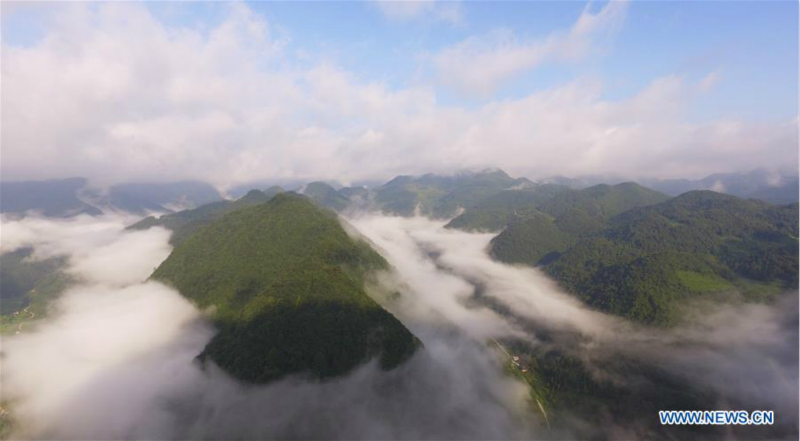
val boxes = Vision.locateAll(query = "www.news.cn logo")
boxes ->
[659,410,774,426]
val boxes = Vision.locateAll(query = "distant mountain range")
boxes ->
[4,169,797,400]
[0,178,102,217]
[2,168,795,218]
[544,169,799,205]
[120,169,799,331]
[0,179,223,217]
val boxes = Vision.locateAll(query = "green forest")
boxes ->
[151,193,420,383]
[488,188,798,325]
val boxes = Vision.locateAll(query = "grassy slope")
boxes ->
[151,193,419,383]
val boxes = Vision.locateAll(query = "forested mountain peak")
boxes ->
[151,192,419,383]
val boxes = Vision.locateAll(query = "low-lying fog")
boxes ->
[0,213,796,440]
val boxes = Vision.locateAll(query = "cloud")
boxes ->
[697,70,721,93]
[431,1,627,96]
[349,214,619,340]
[350,215,798,437]
[373,0,464,26]
[0,214,536,440]
[1,213,796,439]
[0,213,172,285]
[1,1,796,190]
[2,282,208,438]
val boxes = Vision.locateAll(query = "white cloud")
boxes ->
[0,214,536,440]
[697,70,721,93]
[1,212,796,439]
[374,0,464,26]
[0,213,172,285]
[431,1,627,96]
[1,1,796,190]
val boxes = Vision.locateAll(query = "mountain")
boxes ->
[338,186,369,200]
[642,170,799,204]
[750,178,799,204]
[489,183,670,265]
[542,170,799,205]
[445,185,572,232]
[1,178,225,218]
[151,193,419,383]
[0,178,102,218]
[303,182,351,212]
[0,248,72,333]
[374,169,528,218]
[496,190,798,325]
[127,188,283,246]
[94,181,223,214]
[538,182,670,219]
[227,179,313,198]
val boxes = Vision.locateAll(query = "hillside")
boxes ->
[151,193,419,383]
[445,185,571,232]
[106,181,222,213]
[497,190,799,325]
[490,183,669,265]
[0,248,72,333]
[374,169,527,218]
[303,182,351,212]
[127,188,283,245]
[643,169,800,204]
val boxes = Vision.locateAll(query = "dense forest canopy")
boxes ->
[151,193,419,383]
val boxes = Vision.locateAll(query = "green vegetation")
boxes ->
[675,270,734,292]
[151,193,419,383]
[500,338,716,439]
[493,189,799,325]
[489,212,573,264]
[489,182,669,266]
[447,182,665,233]
[0,248,73,334]
[303,182,351,212]
[0,404,13,441]
[540,182,670,219]
[127,187,283,245]
[490,339,551,426]
[375,169,529,218]
[445,186,570,232]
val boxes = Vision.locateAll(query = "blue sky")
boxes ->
[141,1,798,120]
[6,1,796,119]
[1,1,797,185]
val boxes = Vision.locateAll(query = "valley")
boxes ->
[0,169,797,440]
